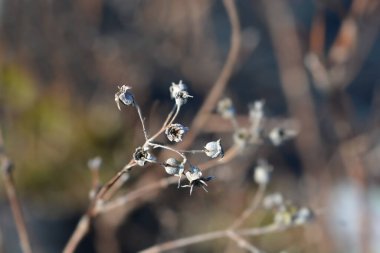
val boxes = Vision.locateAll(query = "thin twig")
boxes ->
[136,103,149,141]
[179,0,241,149]
[226,230,262,253]
[139,223,294,253]
[0,129,33,253]
[229,183,266,230]
[63,160,136,253]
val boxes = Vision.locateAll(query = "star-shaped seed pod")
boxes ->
[133,146,156,166]
[165,123,189,142]
[162,158,185,187]
[169,80,193,106]
[115,85,135,110]
[182,165,214,195]
[204,139,224,158]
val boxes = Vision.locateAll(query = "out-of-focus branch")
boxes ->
[262,2,329,252]
[261,0,325,182]
[139,223,296,253]
[0,129,33,253]
[229,183,266,230]
[179,0,241,148]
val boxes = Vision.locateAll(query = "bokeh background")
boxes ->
[1,0,380,252]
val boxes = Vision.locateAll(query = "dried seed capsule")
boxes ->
[115,85,135,110]
[165,123,189,142]
[169,80,193,106]
[268,127,297,146]
[263,192,284,209]
[217,98,235,119]
[254,159,273,185]
[182,165,215,195]
[163,158,184,176]
[133,146,155,166]
[204,139,224,158]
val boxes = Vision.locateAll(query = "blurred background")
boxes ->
[0,0,380,252]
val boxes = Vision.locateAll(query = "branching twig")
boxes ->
[229,183,266,230]
[0,129,33,253]
[100,145,240,213]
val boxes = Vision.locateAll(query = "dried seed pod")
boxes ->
[165,123,189,142]
[254,159,273,185]
[233,128,252,148]
[115,85,135,110]
[204,139,224,158]
[169,80,193,106]
[133,146,155,166]
[182,165,215,195]
[268,127,298,146]
[163,158,184,176]
[263,192,284,209]
[217,98,235,119]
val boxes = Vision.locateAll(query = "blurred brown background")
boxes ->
[1,0,380,252]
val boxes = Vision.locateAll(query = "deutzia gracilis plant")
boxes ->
[115,80,222,195]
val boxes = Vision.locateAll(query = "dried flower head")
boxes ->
[292,207,314,225]
[182,165,214,195]
[268,127,298,146]
[217,98,235,119]
[87,156,102,171]
[274,206,293,226]
[170,80,193,106]
[165,123,189,142]
[163,158,185,187]
[204,139,224,158]
[254,159,273,185]
[233,128,252,148]
[115,85,135,110]
[263,192,284,209]
[133,146,156,166]
[249,100,265,123]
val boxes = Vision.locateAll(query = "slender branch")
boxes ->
[148,105,179,143]
[229,183,266,230]
[139,223,294,253]
[149,142,187,162]
[0,129,33,253]
[179,0,241,149]
[135,103,149,141]
[63,160,136,253]
[226,230,262,253]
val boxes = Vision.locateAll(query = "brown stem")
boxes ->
[139,223,291,253]
[229,183,266,230]
[0,130,33,253]
[179,0,241,149]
